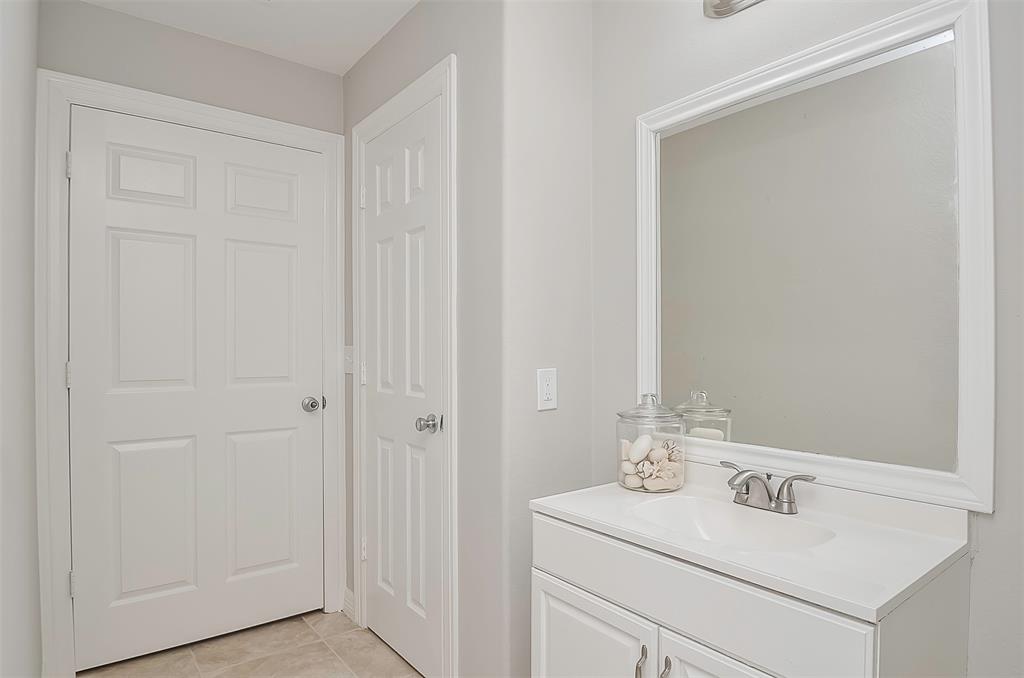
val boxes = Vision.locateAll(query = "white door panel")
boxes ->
[659,628,772,678]
[532,570,660,678]
[363,97,443,676]
[69,106,325,670]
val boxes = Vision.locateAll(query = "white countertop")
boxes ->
[529,463,968,622]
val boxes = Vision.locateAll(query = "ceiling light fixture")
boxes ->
[704,0,767,18]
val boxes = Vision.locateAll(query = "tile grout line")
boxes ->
[188,646,203,677]
[321,636,359,677]
[191,616,321,676]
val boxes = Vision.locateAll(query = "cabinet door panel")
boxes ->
[533,569,659,678]
[659,629,771,678]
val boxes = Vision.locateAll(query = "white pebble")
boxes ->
[622,474,643,489]
[643,477,673,491]
[628,434,654,464]
[647,447,668,463]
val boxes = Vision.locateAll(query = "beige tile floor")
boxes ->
[77,612,422,678]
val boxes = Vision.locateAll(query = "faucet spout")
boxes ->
[727,470,774,500]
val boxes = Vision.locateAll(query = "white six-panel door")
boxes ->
[69,105,326,670]
[362,96,444,676]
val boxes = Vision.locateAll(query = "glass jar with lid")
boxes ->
[675,390,732,441]
[617,393,685,492]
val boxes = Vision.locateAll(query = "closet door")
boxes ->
[532,569,659,678]
[69,105,326,670]
[658,628,772,678]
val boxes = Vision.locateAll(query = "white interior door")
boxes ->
[69,105,326,670]
[361,96,444,676]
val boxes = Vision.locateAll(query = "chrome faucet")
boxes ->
[720,461,815,515]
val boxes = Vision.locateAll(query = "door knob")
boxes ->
[414,413,439,433]
[301,396,321,413]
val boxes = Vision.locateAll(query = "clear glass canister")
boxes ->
[675,390,732,441]
[617,393,685,492]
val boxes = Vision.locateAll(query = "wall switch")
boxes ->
[537,368,557,411]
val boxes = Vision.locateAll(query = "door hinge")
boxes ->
[65,361,72,389]
[359,185,366,209]
[69,571,75,599]
[65,151,72,179]
[360,537,367,562]
[321,395,327,410]
[359,361,367,386]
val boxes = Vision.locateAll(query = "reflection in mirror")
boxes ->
[659,34,958,471]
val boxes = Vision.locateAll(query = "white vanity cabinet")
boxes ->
[533,568,770,678]
[530,480,971,678]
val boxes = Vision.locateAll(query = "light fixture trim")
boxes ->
[704,0,767,19]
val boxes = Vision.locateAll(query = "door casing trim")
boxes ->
[351,54,459,677]
[34,69,345,676]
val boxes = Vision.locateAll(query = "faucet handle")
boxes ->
[720,460,743,472]
[776,474,816,504]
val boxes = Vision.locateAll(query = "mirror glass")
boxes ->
[659,33,958,471]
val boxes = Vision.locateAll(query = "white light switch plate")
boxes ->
[537,368,557,411]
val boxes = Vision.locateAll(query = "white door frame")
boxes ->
[34,69,345,676]
[351,55,458,676]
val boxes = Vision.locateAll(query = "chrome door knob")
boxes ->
[414,413,439,433]
[301,396,321,413]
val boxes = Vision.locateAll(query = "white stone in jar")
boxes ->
[647,446,668,463]
[643,477,674,491]
[622,474,643,489]
[628,434,654,464]
[620,461,637,476]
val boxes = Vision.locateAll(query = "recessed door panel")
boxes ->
[227,429,297,577]
[110,230,195,390]
[227,240,296,384]
[226,164,298,221]
[107,143,196,208]
[113,436,197,600]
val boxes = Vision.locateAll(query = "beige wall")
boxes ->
[501,2,593,674]
[38,0,343,133]
[344,2,594,674]
[592,1,1022,675]
[0,0,40,675]
[343,2,508,673]
[660,41,958,470]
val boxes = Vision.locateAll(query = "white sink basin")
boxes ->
[630,495,836,551]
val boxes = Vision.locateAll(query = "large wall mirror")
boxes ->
[637,1,994,511]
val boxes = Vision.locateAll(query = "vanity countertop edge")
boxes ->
[530,464,969,624]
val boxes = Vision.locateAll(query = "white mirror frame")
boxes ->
[637,0,994,512]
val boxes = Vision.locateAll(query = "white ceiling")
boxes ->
[82,0,419,76]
